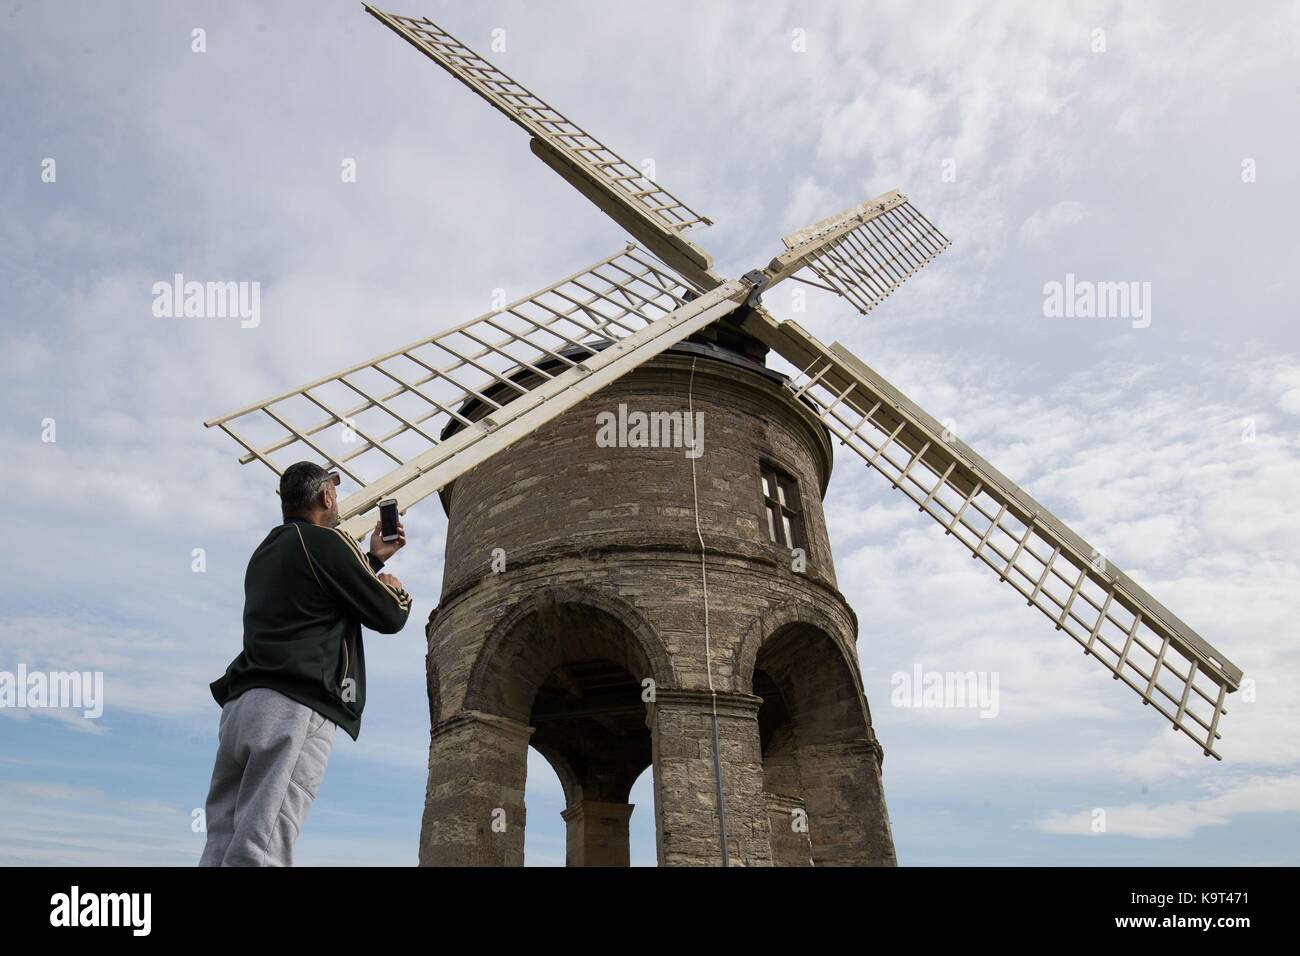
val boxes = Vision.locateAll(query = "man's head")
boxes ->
[280,461,341,527]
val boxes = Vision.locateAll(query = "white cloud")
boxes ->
[0,781,197,866]
[1018,200,1090,244]
[1033,774,1300,839]
[0,616,215,720]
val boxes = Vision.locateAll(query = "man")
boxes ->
[199,461,413,866]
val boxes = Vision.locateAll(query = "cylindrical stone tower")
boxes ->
[419,332,895,867]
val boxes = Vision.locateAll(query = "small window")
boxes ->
[760,462,804,550]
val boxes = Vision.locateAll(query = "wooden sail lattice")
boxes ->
[770,190,951,316]
[744,313,1243,757]
[204,245,744,536]
[366,6,711,236]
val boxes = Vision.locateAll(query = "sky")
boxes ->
[1,0,1298,866]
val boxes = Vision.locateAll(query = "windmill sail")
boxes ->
[364,4,719,289]
[767,190,951,316]
[205,245,747,539]
[739,307,1242,757]
[209,5,1238,756]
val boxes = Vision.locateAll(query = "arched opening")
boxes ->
[468,594,664,867]
[532,655,650,867]
[523,747,566,867]
[626,765,657,866]
[750,622,893,865]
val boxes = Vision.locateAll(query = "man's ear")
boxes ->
[321,484,335,510]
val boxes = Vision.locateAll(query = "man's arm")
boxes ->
[309,526,413,634]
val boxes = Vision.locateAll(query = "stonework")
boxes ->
[419,344,896,866]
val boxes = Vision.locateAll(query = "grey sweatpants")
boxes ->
[199,687,336,867]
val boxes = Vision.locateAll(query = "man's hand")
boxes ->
[377,572,405,593]
[369,517,406,564]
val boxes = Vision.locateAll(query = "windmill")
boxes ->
[204,6,1242,866]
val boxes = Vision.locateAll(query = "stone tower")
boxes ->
[419,329,896,866]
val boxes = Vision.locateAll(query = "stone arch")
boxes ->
[531,742,580,808]
[734,598,863,697]
[754,622,872,747]
[739,602,895,866]
[444,585,675,867]
[463,584,677,721]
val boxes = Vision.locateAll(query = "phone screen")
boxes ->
[379,499,400,541]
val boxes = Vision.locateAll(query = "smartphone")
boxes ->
[379,499,400,542]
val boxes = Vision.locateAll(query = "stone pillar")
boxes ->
[419,710,532,866]
[765,792,813,866]
[562,800,635,867]
[650,689,772,867]
[799,736,896,866]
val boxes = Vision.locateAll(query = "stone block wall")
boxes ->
[420,347,896,866]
